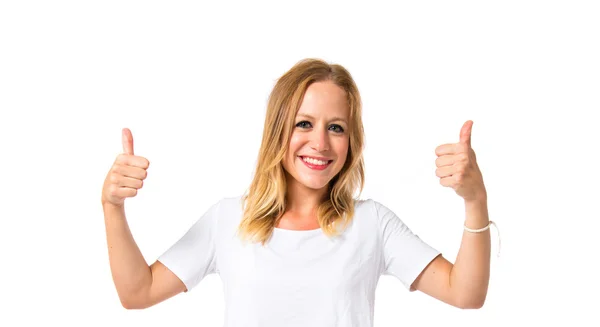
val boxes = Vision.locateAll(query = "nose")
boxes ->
[310,128,330,152]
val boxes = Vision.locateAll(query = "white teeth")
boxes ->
[302,157,328,166]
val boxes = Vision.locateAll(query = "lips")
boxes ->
[299,156,333,171]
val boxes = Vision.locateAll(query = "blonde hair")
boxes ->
[237,58,365,245]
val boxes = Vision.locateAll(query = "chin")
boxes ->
[297,176,332,190]
[303,182,329,190]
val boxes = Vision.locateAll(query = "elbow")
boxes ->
[120,297,138,310]
[119,293,150,310]
[120,299,136,310]
[456,294,486,310]
[459,299,485,310]
[121,300,134,310]
[121,298,148,310]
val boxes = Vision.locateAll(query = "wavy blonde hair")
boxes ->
[237,58,365,245]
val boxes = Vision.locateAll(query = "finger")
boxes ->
[113,164,148,180]
[439,176,454,187]
[108,173,143,189]
[111,186,138,198]
[435,155,455,167]
[435,166,456,178]
[117,176,144,189]
[115,154,150,169]
[459,120,473,147]
[122,128,134,155]
[435,143,458,156]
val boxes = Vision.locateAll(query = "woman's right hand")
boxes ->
[101,128,150,207]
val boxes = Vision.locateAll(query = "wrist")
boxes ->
[464,184,487,202]
[102,199,124,211]
[464,197,489,229]
[465,193,487,207]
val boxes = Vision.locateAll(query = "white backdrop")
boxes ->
[1,1,599,326]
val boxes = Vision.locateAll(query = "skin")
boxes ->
[277,83,491,309]
[278,80,350,230]
[103,82,490,310]
[412,120,491,309]
[102,129,187,309]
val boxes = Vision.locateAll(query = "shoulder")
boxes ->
[214,194,245,212]
[206,194,245,231]
[352,198,395,222]
[349,198,388,232]
[352,198,411,234]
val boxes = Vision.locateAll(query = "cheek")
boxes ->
[288,133,304,154]
[283,134,301,167]
[335,138,350,160]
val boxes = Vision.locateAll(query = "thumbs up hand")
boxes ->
[434,120,486,202]
[101,128,150,207]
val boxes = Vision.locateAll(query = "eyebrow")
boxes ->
[297,113,348,125]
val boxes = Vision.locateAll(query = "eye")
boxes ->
[296,121,312,129]
[329,124,344,133]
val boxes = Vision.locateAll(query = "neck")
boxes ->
[285,174,329,216]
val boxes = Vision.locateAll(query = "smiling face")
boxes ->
[282,80,350,192]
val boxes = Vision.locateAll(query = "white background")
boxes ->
[1,1,599,326]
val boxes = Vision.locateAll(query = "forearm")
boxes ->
[103,202,153,306]
[450,196,491,308]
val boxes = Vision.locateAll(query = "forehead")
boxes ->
[296,81,349,119]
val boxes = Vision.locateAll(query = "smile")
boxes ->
[299,156,333,171]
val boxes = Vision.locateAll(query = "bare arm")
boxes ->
[451,198,491,307]
[103,203,186,309]
[412,197,491,309]
[412,121,491,309]
[102,128,186,309]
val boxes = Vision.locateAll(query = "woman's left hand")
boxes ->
[434,120,487,202]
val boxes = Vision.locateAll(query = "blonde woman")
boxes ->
[102,58,492,326]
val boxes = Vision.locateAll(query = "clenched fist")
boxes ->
[434,120,486,202]
[101,128,150,206]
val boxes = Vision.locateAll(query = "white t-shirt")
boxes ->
[158,196,440,327]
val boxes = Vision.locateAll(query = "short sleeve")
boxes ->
[374,200,441,291]
[157,200,221,292]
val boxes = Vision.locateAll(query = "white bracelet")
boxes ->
[464,220,501,257]
[464,220,494,232]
